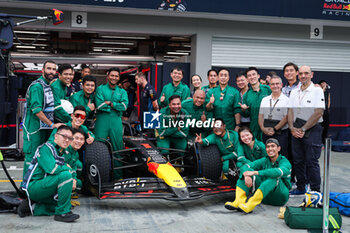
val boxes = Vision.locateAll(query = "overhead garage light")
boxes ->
[176,50,191,53]
[166,51,189,55]
[93,47,131,50]
[17,37,49,41]
[14,43,48,47]
[96,64,132,67]
[14,30,48,35]
[16,45,36,49]
[88,52,106,55]
[22,63,43,70]
[16,50,51,53]
[170,36,189,41]
[100,35,147,40]
[92,40,135,46]
[11,53,155,63]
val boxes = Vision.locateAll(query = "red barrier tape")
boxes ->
[0,124,16,128]
[330,124,350,127]
[155,64,158,92]
[120,68,138,75]
[14,70,42,73]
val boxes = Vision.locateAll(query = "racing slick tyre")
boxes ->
[196,144,222,180]
[84,141,112,184]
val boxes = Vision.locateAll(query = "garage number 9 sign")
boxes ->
[310,24,323,40]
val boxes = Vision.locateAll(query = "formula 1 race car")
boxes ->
[82,122,239,201]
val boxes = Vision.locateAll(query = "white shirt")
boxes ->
[288,82,325,123]
[259,93,289,130]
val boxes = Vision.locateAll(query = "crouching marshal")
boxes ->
[225,138,291,213]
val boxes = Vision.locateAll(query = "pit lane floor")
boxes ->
[0,151,349,233]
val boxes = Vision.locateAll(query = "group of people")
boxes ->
[20,61,100,222]
[147,64,326,213]
[19,60,327,220]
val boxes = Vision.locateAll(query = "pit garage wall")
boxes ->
[2,4,350,125]
[10,0,350,22]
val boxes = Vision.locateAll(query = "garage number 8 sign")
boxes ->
[72,12,87,28]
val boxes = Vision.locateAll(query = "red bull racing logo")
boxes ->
[343,4,350,10]
[52,9,64,25]
[323,0,350,16]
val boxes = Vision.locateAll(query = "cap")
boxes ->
[266,138,280,147]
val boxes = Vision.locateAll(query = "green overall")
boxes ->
[157,107,189,154]
[239,155,292,206]
[51,79,72,123]
[69,90,95,127]
[242,84,271,140]
[237,140,268,168]
[205,86,241,130]
[27,142,73,216]
[202,130,244,173]
[181,99,213,139]
[201,85,212,94]
[158,82,190,108]
[94,83,128,180]
[23,76,52,176]
[48,121,95,142]
[65,146,82,190]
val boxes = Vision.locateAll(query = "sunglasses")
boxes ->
[57,133,74,141]
[74,113,86,120]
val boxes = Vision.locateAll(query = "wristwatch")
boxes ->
[301,127,306,132]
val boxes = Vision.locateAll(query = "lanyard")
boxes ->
[269,98,279,117]
[220,86,226,101]
[220,130,234,149]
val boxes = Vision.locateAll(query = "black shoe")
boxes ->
[289,188,306,195]
[17,198,31,218]
[54,211,80,222]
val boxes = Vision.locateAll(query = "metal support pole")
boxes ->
[15,17,49,26]
[323,138,332,232]
[15,98,19,151]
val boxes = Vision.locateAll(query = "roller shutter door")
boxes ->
[212,37,350,72]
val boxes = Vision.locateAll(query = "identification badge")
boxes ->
[268,114,272,120]
[297,108,302,114]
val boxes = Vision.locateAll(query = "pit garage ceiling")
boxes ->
[10,28,192,70]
